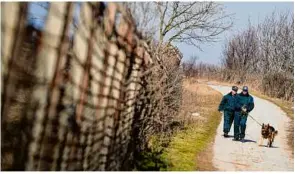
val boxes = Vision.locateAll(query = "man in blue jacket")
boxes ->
[233,86,255,142]
[218,86,238,137]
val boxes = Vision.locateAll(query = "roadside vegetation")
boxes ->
[136,79,222,171]
[161,80,222,170]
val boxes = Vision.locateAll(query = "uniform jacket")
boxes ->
[235,93,254,113]
[218,92,237,112]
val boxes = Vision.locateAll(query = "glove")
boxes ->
[241,105,247,115]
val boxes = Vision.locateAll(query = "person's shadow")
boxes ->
[222,135,234,138]
[223,135,279,147]
[241,139,257,143]
[222,136,261,145]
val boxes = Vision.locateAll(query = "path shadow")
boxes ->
[242,139,257,143]
[221,135,234,138]
[259,145,279,148]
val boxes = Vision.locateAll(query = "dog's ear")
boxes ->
[262,123,264,128]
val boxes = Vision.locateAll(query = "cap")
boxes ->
[232,86,238,92]
[242,86,248,91]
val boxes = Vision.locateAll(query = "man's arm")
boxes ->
[218,96,227,111]
[235,96,242,111]
[248,96,254,112]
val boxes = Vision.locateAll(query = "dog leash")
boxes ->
[247,114,262,126]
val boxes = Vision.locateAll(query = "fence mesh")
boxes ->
[1,2,183,171]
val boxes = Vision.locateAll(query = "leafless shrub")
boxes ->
[220,10,293,101]
[182,55,198,77]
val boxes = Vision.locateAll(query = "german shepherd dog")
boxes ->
[259,123,278,147]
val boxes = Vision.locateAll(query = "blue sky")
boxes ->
[177,2,294,65]
[28,2,293,65]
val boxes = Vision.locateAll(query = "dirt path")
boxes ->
[209,85,294,171]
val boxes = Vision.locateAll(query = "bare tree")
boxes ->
[123,2,157,40]
[124,2,234,144]
[155,2,233,49]
[220,9,293,100]
[125,2,233,49]
[181,55,198,77]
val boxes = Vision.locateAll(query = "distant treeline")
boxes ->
[182,10,294,101]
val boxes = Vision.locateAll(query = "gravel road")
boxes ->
[209,85,293,171]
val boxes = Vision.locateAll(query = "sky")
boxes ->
[28,2,294,66]
[177,2,294,65]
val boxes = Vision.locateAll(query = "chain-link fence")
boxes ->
[1,2,183,171]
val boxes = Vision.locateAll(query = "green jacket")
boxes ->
[235,93,254,113]
[218,92,237,112]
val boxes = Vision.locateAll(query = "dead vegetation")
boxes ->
[220,10,294,101]
[182,10,293,102]
[160,79,222,170]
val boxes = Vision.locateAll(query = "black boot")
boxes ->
[223,132,229,138]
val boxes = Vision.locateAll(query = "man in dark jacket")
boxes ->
[233,86,255,142]
[218,86,238,137]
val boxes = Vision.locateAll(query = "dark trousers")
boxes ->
[223,111,234,133]
[234,112,248,139]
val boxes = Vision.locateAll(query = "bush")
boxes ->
[262,73,293,101]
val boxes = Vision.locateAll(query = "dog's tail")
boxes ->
[274,130,278,136]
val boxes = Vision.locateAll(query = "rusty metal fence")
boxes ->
[1,2,183,171]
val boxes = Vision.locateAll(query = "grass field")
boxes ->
[161,79,222,171]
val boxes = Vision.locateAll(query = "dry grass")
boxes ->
[161,79,222,171]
